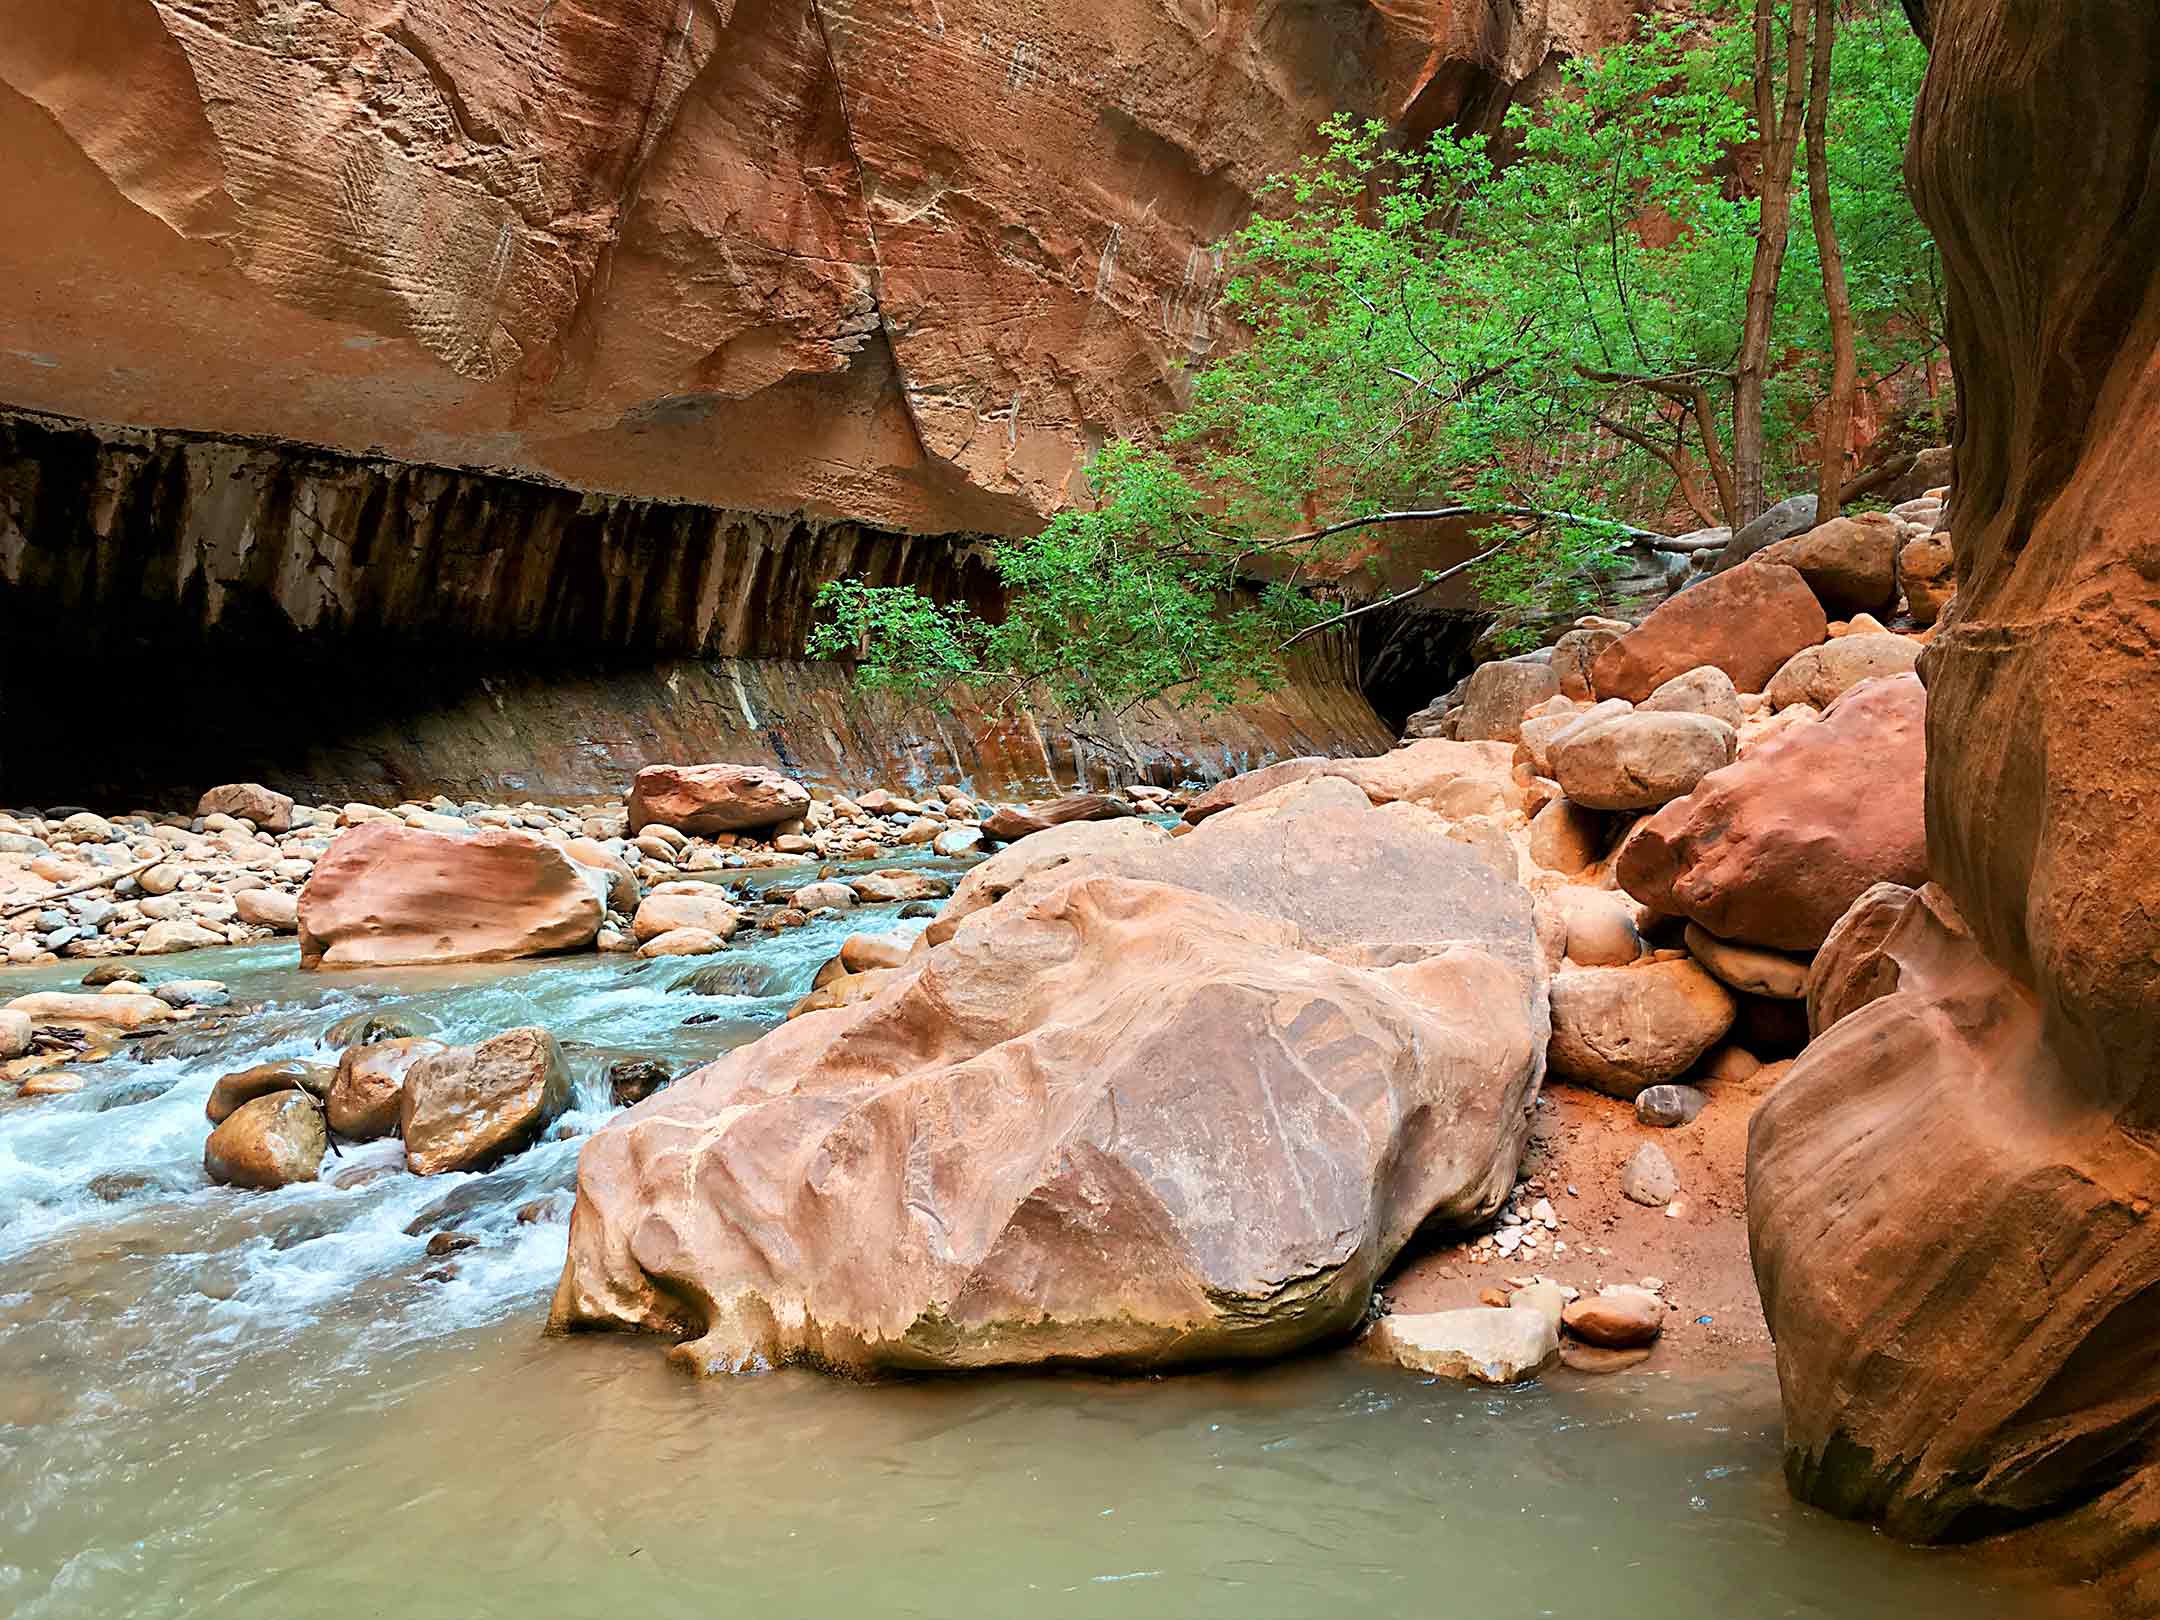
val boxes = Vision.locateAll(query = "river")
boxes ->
[0,880,2070,1618]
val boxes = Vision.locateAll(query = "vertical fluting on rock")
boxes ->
[1746,1,2160,1599]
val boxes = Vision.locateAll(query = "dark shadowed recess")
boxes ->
[0,410,1396,806]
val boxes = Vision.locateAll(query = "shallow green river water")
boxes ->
[0,893,2073,1619]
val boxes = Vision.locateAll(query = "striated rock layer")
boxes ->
[1748,0,2160,1603]
[0,0,1637,529]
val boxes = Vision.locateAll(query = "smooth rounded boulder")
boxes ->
[1451,655,1561,743]
[399,1028,572,1177]
[1617,673,1927,952]
[631,888,741,944]
[628,764,810,836]
[1684,924,1808,1000]
[1639,666,1744,729]
[205,1092,326,1189]
[1765,633,1922,712]
[327,1036,447,1141]
[234,889,300,932]
[298,824,602,969]
[1592,562,1827,702]
[196,783,294,833]
[1551,710,1736,811]
[1756,513,1901,615]
[551,784,1547,1376]
[1548,959,1735,1097]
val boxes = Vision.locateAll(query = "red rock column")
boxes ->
[1746,0,2160,1596]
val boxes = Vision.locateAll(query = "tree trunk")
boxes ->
[1733,0,1815,525]
[1806,2,1860,516]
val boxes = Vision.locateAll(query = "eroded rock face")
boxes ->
[1749,0,2160,1592]
[0,1,1634,533]
[1617,674,1927,952]
[298,824,603,968]
[551,786,1547,1374]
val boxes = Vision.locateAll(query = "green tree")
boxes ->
[812,2,1937,718]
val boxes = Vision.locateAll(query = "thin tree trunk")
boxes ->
[1733,0,1814,525]
[1806,1,1859,516]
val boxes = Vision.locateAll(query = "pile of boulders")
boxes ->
[200,1024,572,1190]
[0,771,1194,971]
[1386,494,1942,1147]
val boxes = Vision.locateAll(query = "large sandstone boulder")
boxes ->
[1550,710,1735,811]
[551,784,1547,1375]
[1592,563,1827,701]
[1181,740,1523,829]
[1748,4,2160,1593]
[1547,959,1735,1097]
[1764,633,1922,711]
[204,1092,326,1189]
[399,1028,572,1176]
[628,764,809,836]
[298,824,603,968]
[1452,655,1561,743]
[1618,674,1927,951]
[1756,513,1902,615]
[196,783,294,832]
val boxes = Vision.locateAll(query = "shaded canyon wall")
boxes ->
[1747,0,2160,1605]
[0,410,1390,804]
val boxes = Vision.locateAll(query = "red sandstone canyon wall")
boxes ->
[0,0,1635,533]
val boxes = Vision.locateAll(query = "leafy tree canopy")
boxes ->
[810,1,1936,717]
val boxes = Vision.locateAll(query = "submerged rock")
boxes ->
[607,1059,673,1108]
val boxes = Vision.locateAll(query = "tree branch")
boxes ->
[1278,543,1511,649]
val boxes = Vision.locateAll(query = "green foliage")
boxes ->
[813,1,1937,716]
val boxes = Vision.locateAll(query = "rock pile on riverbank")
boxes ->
[0,775,1184,969]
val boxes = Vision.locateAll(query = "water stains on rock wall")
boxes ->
[0,410,1390,804]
